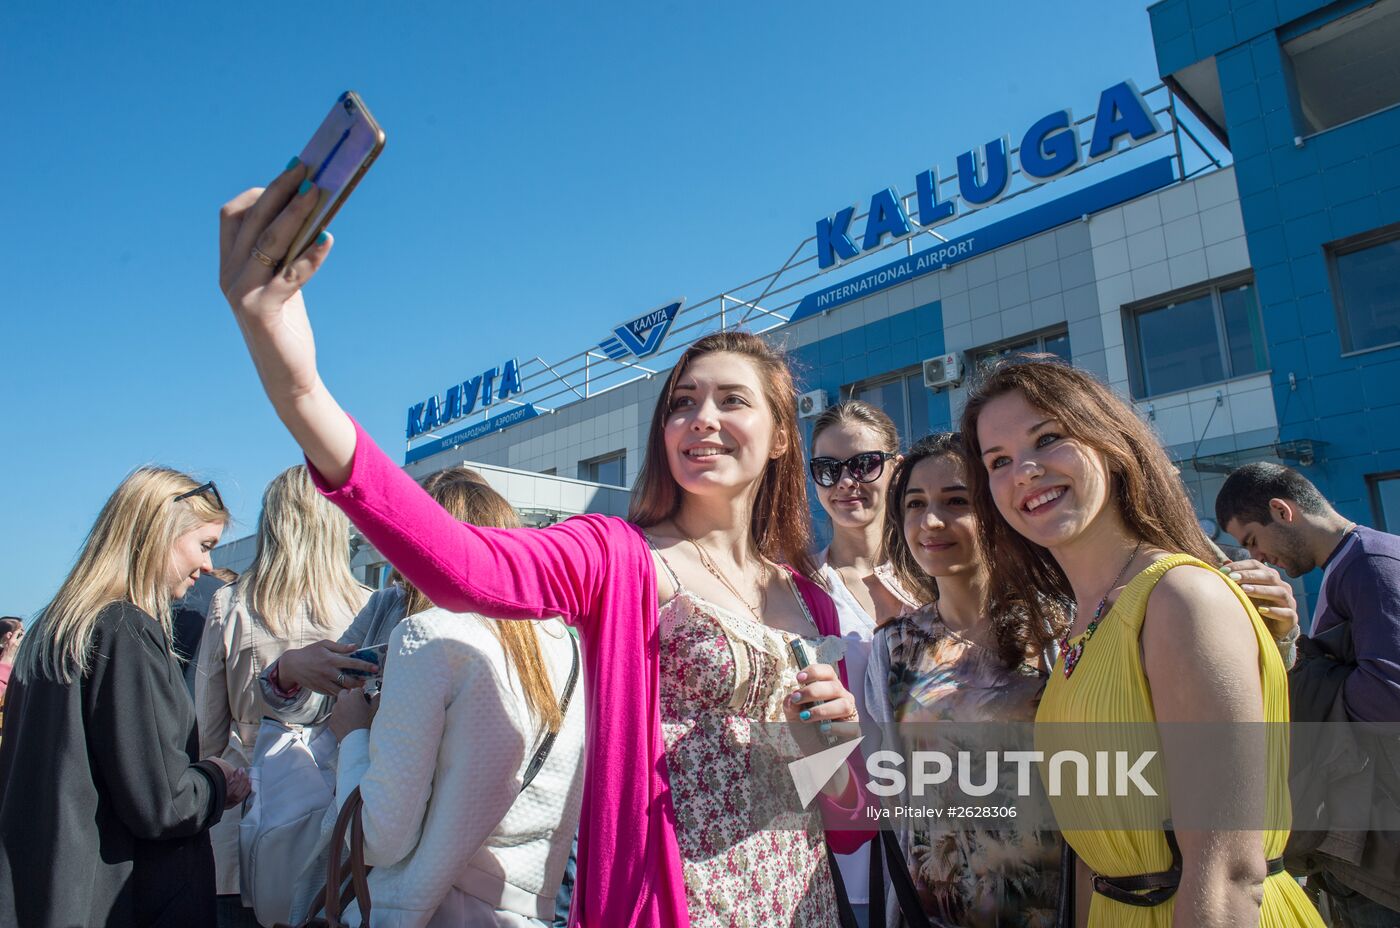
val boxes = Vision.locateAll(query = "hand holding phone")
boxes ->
[789,638,834,734]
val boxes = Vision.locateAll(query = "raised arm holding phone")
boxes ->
[219,95,874,928]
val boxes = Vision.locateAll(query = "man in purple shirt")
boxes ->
[1217,462,1400,925]
[1218,462,1400,724]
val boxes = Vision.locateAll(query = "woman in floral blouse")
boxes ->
[865,433,1062,928]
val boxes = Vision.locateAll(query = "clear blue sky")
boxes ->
[1,2,1182,618]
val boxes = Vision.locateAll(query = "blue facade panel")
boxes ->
[1152,0,1400,596]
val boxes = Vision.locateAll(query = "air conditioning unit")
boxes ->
[797,389,829,419]
[922,353,964,390]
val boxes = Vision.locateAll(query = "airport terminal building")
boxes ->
[219,0,1400,613]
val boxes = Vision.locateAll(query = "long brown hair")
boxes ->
[959,357,1215,656]
[398,467,564,735]
[628,331,818,581]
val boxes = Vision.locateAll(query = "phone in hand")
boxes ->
[341,643,389,678]
[285,91,386,265]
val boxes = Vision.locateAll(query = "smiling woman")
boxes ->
[0,467,249,928]
[959,358,1322,928]
[217,158,876,927]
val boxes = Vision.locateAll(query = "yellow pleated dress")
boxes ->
[1035,554,1324,928]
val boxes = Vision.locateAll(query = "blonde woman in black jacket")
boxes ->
[0,468,250,927]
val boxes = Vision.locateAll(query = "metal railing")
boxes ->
[407,81,1225,454]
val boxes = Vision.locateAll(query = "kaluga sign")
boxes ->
[814,80,1165,269]
[406,359,523,440]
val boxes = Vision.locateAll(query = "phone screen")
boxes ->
[286,91,385,262]
[343,643,389,677]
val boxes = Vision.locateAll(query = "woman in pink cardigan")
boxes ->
[219,161,874,927]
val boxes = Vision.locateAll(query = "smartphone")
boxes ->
[342,643,389,678]
[285,91,386,264]
[788,638,832,732]
[788,638,814,671]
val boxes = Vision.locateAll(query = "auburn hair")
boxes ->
[959,357,1215,656]
[628,331,819,581]
[397,467,564,736]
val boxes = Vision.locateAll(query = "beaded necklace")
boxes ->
[1058,542,1142,679]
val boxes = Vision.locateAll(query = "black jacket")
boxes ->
[0,602,227,927]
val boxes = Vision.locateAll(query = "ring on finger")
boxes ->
[250,245,280,269]
[335,670,346,687]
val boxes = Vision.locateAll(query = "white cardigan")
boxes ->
[335,608,585,927]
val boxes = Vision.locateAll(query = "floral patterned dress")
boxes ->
[656,551,848,928]
[870,604,1062,928]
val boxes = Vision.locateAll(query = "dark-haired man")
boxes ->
[1217,462,1400,924]
[1217,462,1400,723]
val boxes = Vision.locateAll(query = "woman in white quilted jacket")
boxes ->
[327,476,585,928]
[195,464,370,924]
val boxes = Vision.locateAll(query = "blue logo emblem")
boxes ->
[598,299,683,360]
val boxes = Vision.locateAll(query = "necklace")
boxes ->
[1059,542,1143,679]
[688,538,769,620]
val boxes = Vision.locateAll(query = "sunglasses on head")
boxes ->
[808,451,895,488]
[174,481,226,513]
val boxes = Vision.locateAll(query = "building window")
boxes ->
[1284,0,1400,136]
[361,562,390,589]
[970,326,1072,372]
[1329,226,1400,354]
[1370,472,1400,531]
[1124,277,1267,398]
[539,467,556,476]
[848,367,930,449]
[581,451,626,486]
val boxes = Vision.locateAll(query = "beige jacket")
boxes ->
[195,582,369,896]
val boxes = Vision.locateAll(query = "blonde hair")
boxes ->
[234,465,363,638]
[20,467,228,683]
[395,467,565,735]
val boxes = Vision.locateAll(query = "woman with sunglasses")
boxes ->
[218,163,872,928]
[0,471,251,928]
[808,401,921,926]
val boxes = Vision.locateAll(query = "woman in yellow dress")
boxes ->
[958,357,1322,928]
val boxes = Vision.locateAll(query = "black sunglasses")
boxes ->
[808,451,895,488]
[174,481,226,512]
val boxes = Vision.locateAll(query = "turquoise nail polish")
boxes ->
[285,156,301,171]
[315,230,330,246]
[799,710,811,721]
[819,721,832,734]
[1227,571,1243,581]
[297,179,314,196]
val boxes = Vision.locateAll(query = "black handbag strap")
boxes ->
[868,829,932,928]
[521,633,580,792]
[826,844,860,928]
